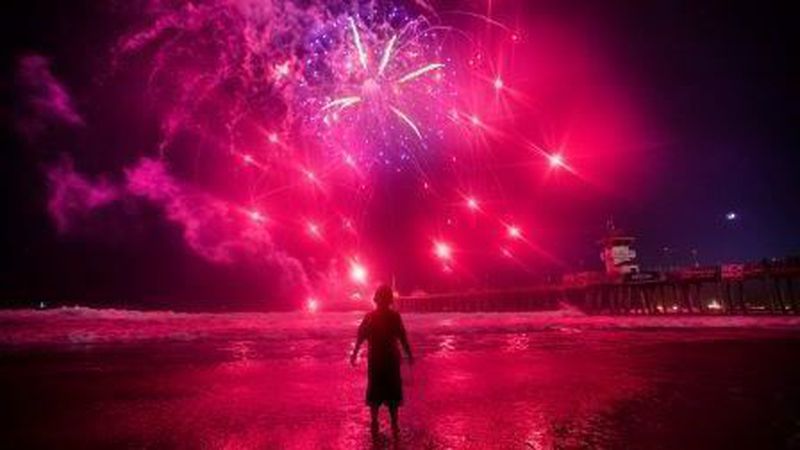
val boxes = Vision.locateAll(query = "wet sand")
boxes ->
[1,310,799,449]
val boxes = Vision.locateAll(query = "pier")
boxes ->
[397,258,800,315]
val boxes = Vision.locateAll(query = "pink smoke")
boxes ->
[125,158,271,263]
[46,157,310,296]
[15,54,84,136]
[47,159,119,233]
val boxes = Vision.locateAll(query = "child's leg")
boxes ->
[370,405,379,429]
[389,405,399,432]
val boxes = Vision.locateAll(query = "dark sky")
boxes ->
[1,1,798,309]
[594,1,799,266]
[510,0,799,268]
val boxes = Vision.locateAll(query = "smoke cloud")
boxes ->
[45,157,310,301]
[15,54,84,137]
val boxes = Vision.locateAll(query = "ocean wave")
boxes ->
[0,306,799,346]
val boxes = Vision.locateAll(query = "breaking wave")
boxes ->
[1,306,798,346]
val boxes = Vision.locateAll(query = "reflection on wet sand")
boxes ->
[0,312,798,448]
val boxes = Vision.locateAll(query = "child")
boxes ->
[350,285,413,434]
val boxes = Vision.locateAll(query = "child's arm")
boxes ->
[350,315,369,365]
[397,315,413,364]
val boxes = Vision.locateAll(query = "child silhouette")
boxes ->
[350,285,413,435]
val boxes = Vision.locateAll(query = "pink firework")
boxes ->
[81,0,644,306]
[302,12,455,168]
[320,17,445,138]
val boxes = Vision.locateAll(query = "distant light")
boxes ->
[242,154,254,165]
[306,297,319,313]
[350,261,368,285]
[493,77,504,91]
[507,225,522,239]
[470,115,481,126]
[433,241,453,261]
[725,211,737,221]
[708,300,723,311]
[267,132,279,144]
[465,196,479,211]
[547,153,565,168]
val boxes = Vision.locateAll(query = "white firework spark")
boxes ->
[322,16,445,142]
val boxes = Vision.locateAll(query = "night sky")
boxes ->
[1,0,797,310]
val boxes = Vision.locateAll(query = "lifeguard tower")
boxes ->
[599,222,639,278]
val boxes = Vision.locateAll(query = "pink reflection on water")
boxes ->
[436,334,456,355]
[503,332,531,353]
[1,310,799,448]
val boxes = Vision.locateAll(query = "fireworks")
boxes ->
[311,12,453,165]
[433,241,453,261]
[96,0,606,307]
[547,153,565,168]
[465,196,480,212]
[248,210,266,224]
[306,221,323,239]
[306,297,320,313]
[349,260,369,285]
[492,77,504,91]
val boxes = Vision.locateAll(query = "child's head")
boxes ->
[373,284,394,308]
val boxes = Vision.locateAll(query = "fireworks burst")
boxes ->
[304,11,455,168]
[319,15,446,142]
[55,0,621,307]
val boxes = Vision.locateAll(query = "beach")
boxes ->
[1,308,799,448]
